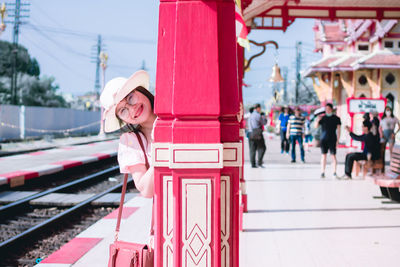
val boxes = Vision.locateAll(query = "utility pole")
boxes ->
[282,66,288,103]
[295,41,302,104]
[139,59,148,71]
[7,0,29,105]
[93,34,102,96]
[98,51,108,137]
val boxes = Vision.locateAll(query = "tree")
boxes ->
[0,40,68,107]
[11,74,68,107]
[0,41,40,77]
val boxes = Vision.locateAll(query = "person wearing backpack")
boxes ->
[248,103,266,168]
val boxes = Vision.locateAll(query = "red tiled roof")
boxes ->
[324,24,347,42]
[313,57,341,68]
[335,56,362,68]
[362,54,400,66]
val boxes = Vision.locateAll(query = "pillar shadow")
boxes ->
[247,207,400,213]
[243,225,400,232]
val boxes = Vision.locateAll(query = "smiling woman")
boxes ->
[100,71,157,256]
[100,70,156,198]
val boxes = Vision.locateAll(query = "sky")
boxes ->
[1,0,321,105]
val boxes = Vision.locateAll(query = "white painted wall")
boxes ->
[0,105,100,140]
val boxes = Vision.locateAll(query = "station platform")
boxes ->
[35,137,400,267]
[0,135,119,187]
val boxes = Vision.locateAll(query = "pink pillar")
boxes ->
[153,1,241,266]
[237,44,247,217]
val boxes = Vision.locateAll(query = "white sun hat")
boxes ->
[100,70,150,132]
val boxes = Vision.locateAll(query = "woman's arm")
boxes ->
[128,165,154,198]
[349,132,365,142]
[395,120,400,135]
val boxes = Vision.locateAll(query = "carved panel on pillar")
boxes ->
[221,175,230,267]
[182,179,212,266]
[163,176,173,267]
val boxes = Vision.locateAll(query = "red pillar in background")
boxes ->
[237,44,247,216]
[153,1,241,266]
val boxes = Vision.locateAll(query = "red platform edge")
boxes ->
[41,237,102,264]
[104,207,140,219]
[0,151,117,185]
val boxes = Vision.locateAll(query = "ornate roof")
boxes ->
[244,0,400,23]
[305,51,400,76]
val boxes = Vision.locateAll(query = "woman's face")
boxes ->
[115,90,153,125]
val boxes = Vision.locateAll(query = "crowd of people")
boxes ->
[247,103,400,178]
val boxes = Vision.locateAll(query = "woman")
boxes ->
[100,71,156,236]
[380,106,400,158]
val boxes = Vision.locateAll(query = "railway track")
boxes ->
[0,164,136,261]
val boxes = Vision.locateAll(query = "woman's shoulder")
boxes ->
[120,132,141,146]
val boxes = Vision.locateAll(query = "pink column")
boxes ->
[237,44,247,216]
[153,1,241,267]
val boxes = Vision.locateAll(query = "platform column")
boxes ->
[237,44,247,218]
[153,0,240,266]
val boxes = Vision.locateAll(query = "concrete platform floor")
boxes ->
[240,137,400,267]
[35,135,400,267]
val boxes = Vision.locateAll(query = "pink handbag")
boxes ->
[108,132,154,267]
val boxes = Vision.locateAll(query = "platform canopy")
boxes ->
[243,0,400,31]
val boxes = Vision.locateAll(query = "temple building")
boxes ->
[305,19,400,138]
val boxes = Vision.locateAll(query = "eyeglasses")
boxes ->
[116,91,137,120]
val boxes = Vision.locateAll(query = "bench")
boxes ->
[373,145,400,202]
[353,142,385,178]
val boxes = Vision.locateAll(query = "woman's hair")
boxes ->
[382,106,394,119]
[118,86,155,133]
[326,103,333,109]
[363,120,372,130]
[135,86,154,110]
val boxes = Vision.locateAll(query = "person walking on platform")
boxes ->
[278,106,290,154]
[304,115,313,152]
[100,70,156,249]
[380,106,400,159]
[341,121,380,179]
[316,103,341,178]
[248,103,266,168]
[286,107,305,163]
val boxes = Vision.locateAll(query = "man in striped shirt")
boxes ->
[286,107,305,163]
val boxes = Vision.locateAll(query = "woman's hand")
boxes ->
[129,165,154,198]
[345,126,351,132]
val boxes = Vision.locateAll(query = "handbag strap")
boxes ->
[135,132,150,170]
[114,131,150,241]
[114,173,129,241]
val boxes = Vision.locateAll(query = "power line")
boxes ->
[26,22,91,59]
[24,23,95,39]
[32,2,65,29]
[24,23,156,44]
[22,34,93,82]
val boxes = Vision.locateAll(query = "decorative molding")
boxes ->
[171,144,223,169]
[152,142,243,168]
[152,143,170,167]
[182,179,212,266]
[239,128,246,137]
[223,143,243,167]
[221,176,230,267]
[240,181,247,194]
[163,176,173,267]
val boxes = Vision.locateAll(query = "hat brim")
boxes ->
[115,70,150,105]
[104,105,122,133]
[103,70,150,133]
